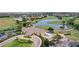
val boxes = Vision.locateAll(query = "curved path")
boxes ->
[0,35,42,47]
[32,35,42,47]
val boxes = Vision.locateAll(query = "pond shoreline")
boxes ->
[33,18,68,29]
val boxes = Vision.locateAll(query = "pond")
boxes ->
[33,18,68,29]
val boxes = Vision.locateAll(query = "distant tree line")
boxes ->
[0,16,10,18]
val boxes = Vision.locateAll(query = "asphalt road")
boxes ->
[0,35,42,47]
[32,35,42,47]
[0,36,17,47]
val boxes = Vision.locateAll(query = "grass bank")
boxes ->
[48,20,62,24]
[4,39,32,47]
[66,30,79,41]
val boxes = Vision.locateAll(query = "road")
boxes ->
[0,35,42,47]
[0,36,17,47]
[32,35,42,47]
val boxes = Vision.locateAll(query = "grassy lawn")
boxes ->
[35,26,51,30]
[4,39,32,47]
[48,20,62,24]
[66,30,79,41]
[62,16,79,41]
[62,16,73,21]
[0,17,17,30]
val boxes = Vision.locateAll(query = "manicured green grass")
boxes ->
[0,17,17,30]
[35,26,51,30]
[62,16,73,21]
[66,30,79,40]
[62,16,79,40]
[48,20,62,24]
[4,39,32,47]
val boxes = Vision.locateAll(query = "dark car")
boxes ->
[69,42,79,47]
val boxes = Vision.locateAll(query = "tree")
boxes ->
[53,34,62,43]
[68,19,74,25]
[16,20,20,24]
[44,39,49,47]
[62,21,65,25]
[30,17,35,21]
[16,22,22,32]
[67,17,75,26]
[60,26,64,29]
[74,19,79,30]
[55,34,62,40]
[48,27,54,32]
[61,20,65,29]
[57,16,62,20]
[23,23,26,27]
[22,17,27,22]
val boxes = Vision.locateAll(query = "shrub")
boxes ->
[53,34,62,43]
[60,26,64,29]
[16,31,21,35]
[17,39,28,43]
[74,19,79,30]
[48,27,54,32]
[44,39,49,47]
[23,23,26,27]
[24,36,31,38]
[17,38,32,44]
[54,34,62,40]
[28,40,33,43]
